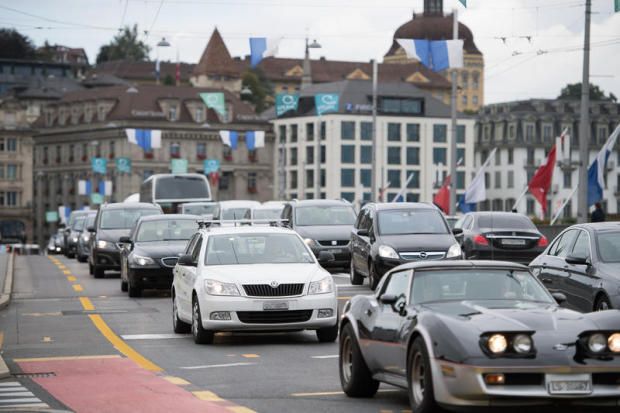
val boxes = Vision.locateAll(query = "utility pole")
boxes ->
[371,59,378,202]
[448,8,458,215]
[577,0,591,223]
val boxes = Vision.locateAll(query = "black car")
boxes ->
[350,203,462,290]
[64,211,91,258]
[454,212,547,264]
[76,213,97,263]
[280,199,357,269]
[530,222,620,312]
[88,202,163,278]
[339,260,620,412]
[119,214,198,297]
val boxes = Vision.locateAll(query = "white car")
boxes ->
[171,225,339,344]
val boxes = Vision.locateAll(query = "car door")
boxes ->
[538,230,579,300]
[532,231,565,291]
[562,230,596,312]
[175,233,200,316]
[351,208,367,274]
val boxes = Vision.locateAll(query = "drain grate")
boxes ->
[13,372,56,378]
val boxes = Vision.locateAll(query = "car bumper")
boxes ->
[468,247,544,265]
[197,293,338,331]
[310,246,351,268]
[128,267,173,290]
[93,249,121,269]
[431,359,620,407]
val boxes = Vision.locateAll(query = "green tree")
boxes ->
[0,29,36,59]
[241,68,273,113]
[559,82,617,102]
[96,24,151,64]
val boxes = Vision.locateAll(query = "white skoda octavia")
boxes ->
[171,225,339,344]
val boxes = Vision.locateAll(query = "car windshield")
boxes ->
[183,204,218,216]
[222,208,251,220]
[253,208,283,220]
[205,233,315,265]
[73,216,86,231]
[478,214,536,229]
[596,232,620,262]
[136,219,196,242]
[100,209,161,230]
[378,210,448,235]
[295,206,356,226]
[86,215,96,228]
[411,269,554,305]
[154,176,210,200]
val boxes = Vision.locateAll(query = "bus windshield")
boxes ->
[154,176,211,201]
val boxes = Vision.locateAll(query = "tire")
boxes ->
[339,323,379,397]
[89,263,94,275]
[408,337,440,413]
[316,323,338,343]
[594,294,612,311]
[192,297,214,344]
[121,280,128,292]
[350,260,363,286]
[93,266,105,279]
[368,262,380,291]
[77,255,87,263]
[172,293,191,334]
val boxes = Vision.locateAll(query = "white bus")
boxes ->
[140,173,212,213]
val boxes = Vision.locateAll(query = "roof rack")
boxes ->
[197,218,289,229]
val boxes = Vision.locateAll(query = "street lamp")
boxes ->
[156,37,171,84]
[240,85,252,98]
[301,38,321,90]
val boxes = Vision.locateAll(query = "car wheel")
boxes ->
[192,297,214,344]
[88,263,94,275]
[121,280,128,292]
[350,260,363,286]
[77,255,86,263]
[368,262,380,291]
[594,294,612,311]
[128,275,141,298]
[173,293,191,334]
[316,323,338,343]
[93,266,105,279]
[339,323,379,397]
[408,337,440,413]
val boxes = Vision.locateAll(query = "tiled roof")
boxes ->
[91,60,195,82]
[192,28,242,77]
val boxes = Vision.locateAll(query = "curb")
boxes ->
[0,252,14,379]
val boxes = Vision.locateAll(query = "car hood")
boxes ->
[133,241,188,258]
[203,263,329,286]
[379,233,456,252]
[98,229,131,242]
[295,225,353,242]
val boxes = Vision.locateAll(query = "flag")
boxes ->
[204,159,220,174]
[246,131,265,150]
[275,93,299,117]
[98,181,105,196]
[616,0,620,13]
[555,129,570,162]
[459,148,497,212]
[396,39,463,72]
[315,93,339,116]
[208,171,220,187]
[91,157,107,174]
[396,39,431,68]
[459,0,467,7]
[433,175,451,214]
[126,129,162,150]
[249,37,281,67]
[528,144,557,214]
[200,92,226,119]
[171,159,188,174]
[105,181,113,196]
[219,130,238,149]
[587,124,620,206]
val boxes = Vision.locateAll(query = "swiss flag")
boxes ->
[528,144,557,214]
[433,175,451,214]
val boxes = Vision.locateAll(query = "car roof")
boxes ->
[468,211,528,218]
[394,260,529,272]
[199,226,299,236]
[568,222,620,233]
[289,199,351,207]
[100,202,161,210]
[253,204,284,210]
[182,202,217,206]
[219,200,261,208]
[366,202,438,211]
[137,214,200,222]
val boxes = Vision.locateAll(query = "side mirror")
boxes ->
[551,292,567,305]
[317,251,335,264]
[177,254,196,267]
[380,294,398,305]
[565,254,589,266]
[87,226,95,233]
[356,228,369,237]
[452,228,463,236]
[118,236,132,244]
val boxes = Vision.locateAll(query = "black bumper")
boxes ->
[310,247,351,268]
[93,249,121,270]
[128,268,173,290]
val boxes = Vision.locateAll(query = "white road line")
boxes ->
[0,392,34,397]
[311,355,339,359]
[121,333,190,340]
[0,404,49,410]
[0,388,24,392]
[0,383,20,387]
[180,362,257,370]
[0,398,43,404]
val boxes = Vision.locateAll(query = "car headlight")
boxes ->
[82,234,90,242]
[588,333,607,353]
[608,333,620,353]
[378,245,399,259]
[71,236,79,243]
[513,334,533,354]
[446,243,462,258]
[487,334,508,354]
[132,255,155,266]
[309,276,334,295]
[97,240,112,249]
[304,238,318,248]
[205,279,240,296]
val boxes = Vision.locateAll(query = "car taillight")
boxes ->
[537,236,548,247]
[473,234,489,246]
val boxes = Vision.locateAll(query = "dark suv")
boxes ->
[88,202,162,278]
[280,199,357,269]
[350,203,463,289]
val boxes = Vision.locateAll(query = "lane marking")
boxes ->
[311,355,339,359]
[193,391,223,402]
[338,296,352,300]
[0,331,4,349]
[291,389,400,397]
[163,376,191,386]
[72,284,83,292]
[21,312,62,317]
[0,392,34,397]
[79,297,95,311]
[62,270,71,275]
[41,337,53,343]
[88,314,162,372]
[227,407,257,413]
[241,354,259,358]
[0,383,20,387]
[180,362,257,370]
[121,333,190,340]
[14,355,121,362]
[67,276,77,282]
[0,404,49,410]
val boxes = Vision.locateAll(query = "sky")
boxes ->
[1,0,619,104]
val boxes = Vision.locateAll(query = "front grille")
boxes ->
[317,240,349,247]
[160,257,179,268]
[243,283,304,297]
[237,310,313,324]
[400,251,446,261]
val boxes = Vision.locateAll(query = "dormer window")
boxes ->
[195,107,204,123]
[97,105,106,121]
[169,106,178,121]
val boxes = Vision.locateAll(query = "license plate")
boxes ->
[546,374,592,395]
[328,249,342,254]
[263,301,289,311]
[502,239,526,246]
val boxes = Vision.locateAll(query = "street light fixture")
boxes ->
[240,85,252,98]
[156,37,171,84]
[301,37,321,90]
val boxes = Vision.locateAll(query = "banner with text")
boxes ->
[315,93,339,116]
[275,93,299,117]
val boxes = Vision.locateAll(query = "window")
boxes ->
[109,141,115,158]
[56,145,62,163]
[279,125,286,143]
[406,170,419,188]
[69,144,75,162]
[197,142,206,159]
[570,231,591,259]
[341,121,355,140]
[564,171,572,188]
[526,198,535,215]
[406,147,419,165]
[507,171,514,188]
[341,169,355,187]
[472,71,480,89]
[436,126,452,145]
[495,150,501,165]
[195,107,204,123]
[6,138,16,152]
[433,148,446,164]
[306,170,314,188]
[457,125,465,143]
[320,145,326,163]
[291,124,298,143]
[320,169,326,187]
[543,125,553,143]
[457,148,465,166]
[341,145,355,163]
[320,122,326,140]
[406,193,419,202]
[387,170,401,188]
[527,148,535,165]
[306,123,315,142]
[461,95,468,106]
[456,171,465,189]
[598,126,608,144]
[169,106,177,121]
[495,171,501,188]
[6,164,16,180]
[290,171,298,189]
[0,164,3,179]
[508,148,513,164]
[306,146,314,164]
[485,172,490,188]
[341,192,355,202]
[380,98,422,114]
[387,147,401,164]
[360,169,371,187]
[461,71,469,88]
[248,172,257,192]
[170,142,181,159]
[290,148,298,166]
[360,145,372,164]
[387,123,401,141]
[361,122,372,140]
[223,146,232,161]
[472,95,479,106]
[525,124,534,143]
[381,270,410,307]
[406,124,420,142]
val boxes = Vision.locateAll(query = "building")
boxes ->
[36,44,90,77]
[270,79,475,205]
[475,99,620,220]
[91,60,195,86]
[32,84,274,245]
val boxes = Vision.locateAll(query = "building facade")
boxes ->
[475,99,620,220]
[270,80,475,206]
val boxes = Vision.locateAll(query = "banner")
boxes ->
[45,211,59,223]
[91,157,107,174]
[200,92,226,119]
[275,93,299,117]
[315,93,339,116]
[203,159,220,174]
[171,159,189,174]
[115,157,132,174]
[90,193,104,205]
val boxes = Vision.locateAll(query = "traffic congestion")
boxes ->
[43,172,620,412]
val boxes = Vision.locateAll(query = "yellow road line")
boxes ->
[227,407,257,413]
[72,284,83,292]
[88,314,162,372]
[0,331,4,349]
[338,296,352,300]
[79,297,94,311]
[164,376,191,386]
[14,355,121,362]
[67,276,77,282]
[62,270,71,275]
[241,354,259,358]
[193,391,223,402]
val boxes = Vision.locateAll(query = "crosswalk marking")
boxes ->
[0,381,49,410]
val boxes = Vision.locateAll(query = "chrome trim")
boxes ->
[485,235,539,240]
[400,251,446,260]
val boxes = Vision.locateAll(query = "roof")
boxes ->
[479,98,620,117]
[101,202,161,210]
[218,200,262,208]
[289,199,353,207]
[396,260,529,271]
[137,214,200,222]
[367,202,438,211]
[572,222,620,233]
[199,226,298,236]
[193,28,241,77]
[467,211,529,218]
[91,60,195,83]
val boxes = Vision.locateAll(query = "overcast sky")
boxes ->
[2,0,619,104]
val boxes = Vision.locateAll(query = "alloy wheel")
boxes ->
[192,300,200,337]
[411,352,426,405]
[341,335,353,384]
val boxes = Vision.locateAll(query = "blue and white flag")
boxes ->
[219,130,238,150]
[396,39,432,68]
[249,37,281,67]
[58,206,71,225]
[396,39,463,72]
[78,180,93,196]
[246,131,265,151]
[587,124,620,206]
[126,129,162,150]
[459,148,497,212]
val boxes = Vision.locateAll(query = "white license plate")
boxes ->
[263,301,289,311]
[546,374,592,395]
[328,249,342,254]
[502,239,526,246]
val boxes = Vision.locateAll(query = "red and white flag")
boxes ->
[528,145,557,214]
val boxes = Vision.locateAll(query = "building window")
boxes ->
[56,145,62,164]
[485,172,490,188]
[508,148,513,164]
[387,123,401,141]
[6,164,16,180]
[360,169,371,187]
[361,122,372,140]
[69,144,75,162]
[341,145,355,163]
[0,164,3,179]
[564,171,572,188]
[341,192,355,202]
[495,171,501,188]
[406,170,419,188]
[507,171,514,188]
[341,121,355,140]
[456,171,465,189]
[380,98,422,115]
[525,124,534,143]
[472,95,478,106]
[387,170,401,188]
[495,150,501,165]
[406,124,420,142]
[320,122,326,140]
[223,146,232,161]
[406,193,419,202]
[543,125,553,143]
[219,171,232,191]
[341,169,355,187]
[195,107,204,123]
[406,147,419,165]
[306,146,314,164]
[360,146,372,164]
[457,148,466,166]
[320,169,326,187]
[247,172,257,193]
[5,138,17,152]
[461,95,468,106]
[109,141,115,159]
[306,123,314,141]
[433,125,447,143]
[433,148,446,164]
[472,71,480,89]
[526,198,535,215]
[169,106,177,121]
[598,126,608,144]
[290,171,298,189]
[279,125,286,143]
[387,147,401,164]
[457,125,465,143]
[320,145,326,163]
[290,148,298,166]
[306,170,314,188]
[170,142,181,159]
[527,148,535,165]
[461,71,469,88]
[291,124,298,143]
[197,142,206,160]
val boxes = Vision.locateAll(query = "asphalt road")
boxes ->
[0,255,411,413]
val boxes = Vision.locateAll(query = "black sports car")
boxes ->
[339,260,620,412]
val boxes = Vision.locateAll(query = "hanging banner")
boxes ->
[315,93,339,116]
[275,93,299,117]
[171,158,189,174]
[115,157,132,174]
[199,92,226,118]
[203,159,220,174]
[45,211,59,223]
[90,193,104,205]
[91,157,107,174]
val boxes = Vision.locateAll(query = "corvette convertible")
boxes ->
[339,260,620,412]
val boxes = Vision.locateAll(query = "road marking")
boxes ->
[72,284,83,292]
[338,296,352,300]
[227,407,256,413]
[79,297,95,311]
[88,314,162,372]
[67,276,77,282]
[62,270,71,275]
[241,354,259,358]
[180,362,257,370]
[121,333,190,340]
[14,355,121,362]
[21,312,62,317]
[193,391,223,401]
[41,336,53,343]
[164,376,191,386]
[0,382,48,410]
[291,389,400,397]
[311,355,339,359]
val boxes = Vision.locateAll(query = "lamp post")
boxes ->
[301,38,321,90]
[155,37,171,85]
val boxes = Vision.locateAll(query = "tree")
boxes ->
[558,83,617,102]
[0,29,36,59]
[241,68,273,113]
[96,25,151,64]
